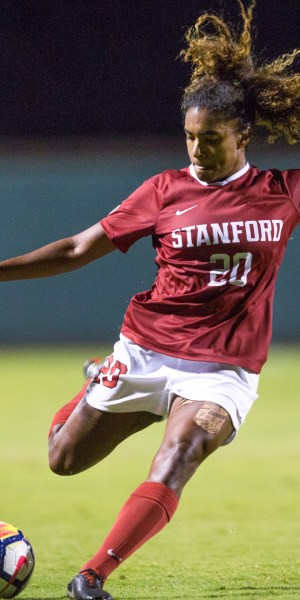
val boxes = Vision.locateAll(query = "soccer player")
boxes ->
[0,2,299,599]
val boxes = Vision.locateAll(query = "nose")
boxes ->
[192,138,204,158]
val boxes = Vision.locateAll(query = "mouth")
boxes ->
[193,163,218,183]
[193,163,211,172]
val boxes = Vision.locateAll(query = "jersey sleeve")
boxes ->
[280,169,300,217]
[100,178,163,252]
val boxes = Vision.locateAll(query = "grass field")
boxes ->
[1,345,300,600]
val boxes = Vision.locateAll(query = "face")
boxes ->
[184,107,250,183]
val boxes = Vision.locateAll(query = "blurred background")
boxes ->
[0,0,299,345]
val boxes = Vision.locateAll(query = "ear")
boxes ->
[238,126,252,148]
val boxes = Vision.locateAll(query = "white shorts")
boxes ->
[85,335,259,441]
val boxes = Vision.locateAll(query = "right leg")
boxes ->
[48,396,160,476]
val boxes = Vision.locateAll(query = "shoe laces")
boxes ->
[80,569,102,588]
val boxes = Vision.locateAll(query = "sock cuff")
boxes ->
[48,381,90,437]
[131,481,179,521]
[48,406,70,437]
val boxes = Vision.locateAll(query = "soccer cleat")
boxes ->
[83,357,102,381]
[67,569,114,600]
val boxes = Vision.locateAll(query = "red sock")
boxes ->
[82,481,179,581]
[48,381,90,437]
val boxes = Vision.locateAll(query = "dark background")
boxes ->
[1,0,299,137]
[0,1,299,345]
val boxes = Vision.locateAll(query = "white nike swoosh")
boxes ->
[176,205,197,216]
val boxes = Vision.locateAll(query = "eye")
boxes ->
[204,137,219,144]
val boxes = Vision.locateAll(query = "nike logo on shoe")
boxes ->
[176,205,197,216]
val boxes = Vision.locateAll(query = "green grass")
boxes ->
[1,345,300,599]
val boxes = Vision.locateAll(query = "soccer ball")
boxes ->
[0,522,35,599]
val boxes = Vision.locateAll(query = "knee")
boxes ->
[200,431,221,458]
[171,430,217,463]
[48,432,76,476]
[48,453,71,476]
[149,432,219,492]
[174,434,213,466]
[151,435,209,479]
[49,451,76,476]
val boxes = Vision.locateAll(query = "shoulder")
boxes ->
[250,166,300,217]
[146,167,193,192]
[250,166,300,194]
[273,169,300,197]
[247,165,299,200]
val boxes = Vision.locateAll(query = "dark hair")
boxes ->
[181,0,300,143]
[181,80,256,130]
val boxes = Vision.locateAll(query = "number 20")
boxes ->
[208,252,253,287]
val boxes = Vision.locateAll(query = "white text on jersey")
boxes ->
[171,219,283,248]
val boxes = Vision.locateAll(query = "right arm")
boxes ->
[0,223,116,281]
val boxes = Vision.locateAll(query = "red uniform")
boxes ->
[101,164,300,373]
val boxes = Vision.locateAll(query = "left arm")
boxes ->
[0,223,116,282]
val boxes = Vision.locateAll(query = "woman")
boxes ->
[1,2,299,599]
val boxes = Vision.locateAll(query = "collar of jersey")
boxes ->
[189,162,250,186]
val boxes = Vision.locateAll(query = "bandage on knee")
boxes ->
[193,402,229,435]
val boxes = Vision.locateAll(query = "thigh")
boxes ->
[49,397,160,475]
[84,338,172,417]
[147,396,234,496]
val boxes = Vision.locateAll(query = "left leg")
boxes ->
[79,396,233,583]
[147,395,234,496]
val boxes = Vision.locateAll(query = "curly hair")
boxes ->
[181,0,300,144]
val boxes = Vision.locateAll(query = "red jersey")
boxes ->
[101,164,300,373]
